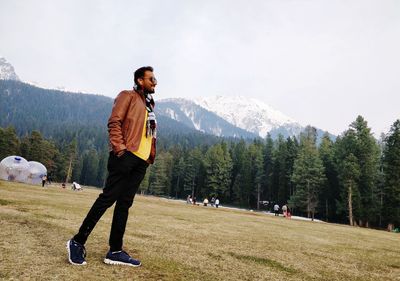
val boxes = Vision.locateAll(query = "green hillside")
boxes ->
[0,80,110,136]
[0,180,399,281]
[0,79,210,142]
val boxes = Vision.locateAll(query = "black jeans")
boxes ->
[73,152,148,252]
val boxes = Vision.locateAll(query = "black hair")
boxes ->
[134,66,154,87]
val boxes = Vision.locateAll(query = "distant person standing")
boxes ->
[41,175,47,187]
[282,204,288,217]
[203,198,209,206]
[66,66,158,267]
[211,197,215,207]
[274,203,280,216]
[215,198,220,208]
[286,206,292,219]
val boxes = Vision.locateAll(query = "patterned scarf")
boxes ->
[133,86,157,163]
[145,93,157,138]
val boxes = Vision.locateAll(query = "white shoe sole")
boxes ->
[66,240,87,265]
[104,258,141,267]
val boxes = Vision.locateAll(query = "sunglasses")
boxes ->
[142,77,157,84]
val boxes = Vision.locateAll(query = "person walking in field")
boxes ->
[66,66,158,267]
[215,198,220,208]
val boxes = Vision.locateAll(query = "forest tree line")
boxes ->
[1,115,399,230]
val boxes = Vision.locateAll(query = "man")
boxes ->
[41,175,47,187]
[66,66,157,267]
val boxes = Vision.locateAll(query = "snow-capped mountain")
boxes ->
[158,96,334,140]
[157,98,258,138]
[194,95,302,138]
[0,57,20,81]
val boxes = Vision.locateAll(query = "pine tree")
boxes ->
[79,149,99,186]
[148,152,173,195]
[318,133,340,222]
[96,149,108,187]
[20,130,59,177]
[338,153,361,226]
[350,116,380,227]
[172,157,185,198]
[289,127,326,220]
[230,140,247,203]
[204,143,233,200]
[285,136,299,200]
[376,133,386,228]
[184,148,204,198]
[382,120,400,230]
[271,135,288,205]
[64,139,78,184]
[262,134,274,204]
[335,131,363,225]
[238,147,253,207]
[140,165,151,194]
[72,156,83,184]
[249,142,264,210]
[20,131,45,162]
[52,147,68,182]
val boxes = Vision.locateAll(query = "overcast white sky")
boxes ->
[1,0,399,136]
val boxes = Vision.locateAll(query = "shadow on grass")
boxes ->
[228,252,298,275]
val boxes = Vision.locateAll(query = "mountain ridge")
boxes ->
[157,98,258,139]
[1,57,335,140]
[158,97,335,141]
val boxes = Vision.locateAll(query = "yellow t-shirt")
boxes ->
[132,112,152,161]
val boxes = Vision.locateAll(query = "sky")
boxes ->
[1,0,399,136]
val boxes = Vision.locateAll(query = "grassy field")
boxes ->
[0,180,399,281]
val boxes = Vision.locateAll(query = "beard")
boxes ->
[144,87,155,94]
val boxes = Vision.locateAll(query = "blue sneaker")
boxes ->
[66,239,87,265]
[104,250,141,267]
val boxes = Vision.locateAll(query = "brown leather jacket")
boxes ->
[108,89,156,164]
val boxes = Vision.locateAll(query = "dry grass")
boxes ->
[0,180,399,281]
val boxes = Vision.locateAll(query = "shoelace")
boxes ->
[111,250,136,262]
[115,250,133,261]
[121,250,131,259]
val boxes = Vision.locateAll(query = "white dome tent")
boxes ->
[0,156,47,185]
[0,156,30,182]
[24,161,47,185]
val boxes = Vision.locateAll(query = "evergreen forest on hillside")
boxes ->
[0,80,399,230]
[1,118,400,231]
